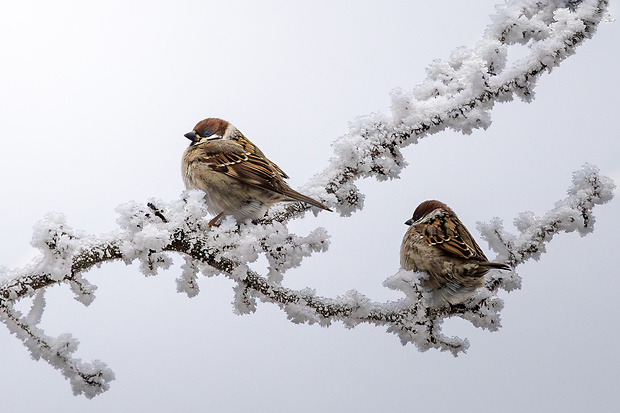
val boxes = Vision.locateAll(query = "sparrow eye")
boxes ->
[198,130,214,138]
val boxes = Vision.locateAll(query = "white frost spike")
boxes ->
[383,269,429,303]
[177,256,201,297]
[71,359,116,399]
[68,275,98,306]
[31,213,82,281]
[26,290,46,326]
[233,281,257,315]
[285,300,320,325]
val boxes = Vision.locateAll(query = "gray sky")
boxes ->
[1,1,619,412]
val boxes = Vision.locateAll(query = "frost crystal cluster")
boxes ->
[0,0,613,397]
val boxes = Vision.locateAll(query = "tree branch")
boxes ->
[0,0,612,397]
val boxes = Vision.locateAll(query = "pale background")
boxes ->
[1,1,618,412]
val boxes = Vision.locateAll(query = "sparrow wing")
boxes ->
[266,161,289,180]
[420,213,488,261]
[232,135,290,179]
[195,140,288,193]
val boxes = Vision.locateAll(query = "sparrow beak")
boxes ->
[404,218,413,226]
[184,131,198,141]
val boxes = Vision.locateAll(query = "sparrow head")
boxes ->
[184,118,235,145]
[405,200,454,225]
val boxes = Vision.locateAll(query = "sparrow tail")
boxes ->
[486,262,511,271]
[284,189,332,212]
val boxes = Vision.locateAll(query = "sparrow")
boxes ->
[400,200,510,306]
[181,118,331,226]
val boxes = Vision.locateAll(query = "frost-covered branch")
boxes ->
[0,0,613,397]
[1,164,614,364]
[280,0,611,220]
[0,302,114,398]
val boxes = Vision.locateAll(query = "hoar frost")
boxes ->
[0,0,613,397]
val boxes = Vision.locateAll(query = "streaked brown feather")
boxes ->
[420,212,488,262]
[230,133,290,179]
[192,139,288,194]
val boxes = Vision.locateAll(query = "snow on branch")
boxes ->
[293,0,611,218]
[0,302,115,398]
[0,0,613,397]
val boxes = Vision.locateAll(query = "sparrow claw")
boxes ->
[207,212,224,228]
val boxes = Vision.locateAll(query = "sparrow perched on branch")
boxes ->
[182,118,331,226]
[400,200,511,306]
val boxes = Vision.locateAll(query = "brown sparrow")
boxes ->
[182,118,331,226]
[400,200,510,306]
